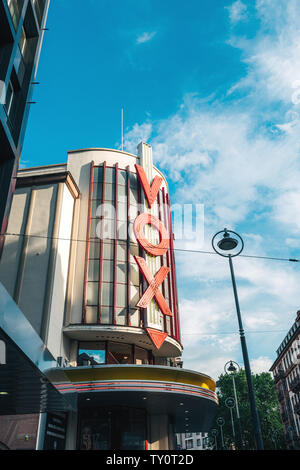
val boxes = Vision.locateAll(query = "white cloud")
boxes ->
[250,356,273,374]
[136,31,157,44]
[227,1,248,23]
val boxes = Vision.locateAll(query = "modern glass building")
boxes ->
[0,143,218,450]
[0,0,49,252]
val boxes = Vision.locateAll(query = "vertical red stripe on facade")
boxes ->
[137,173,145,329]
[82,161,95,324]
[98,162,106,324]
[157,190,167,334]
[167,194,181,343]
[113,164,118,325]
[126,166,131,326]
[162,187,174,339]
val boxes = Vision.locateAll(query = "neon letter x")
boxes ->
[134,256,173,317]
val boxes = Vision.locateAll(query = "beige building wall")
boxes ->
[0,168,79,360]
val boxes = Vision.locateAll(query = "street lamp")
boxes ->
[225,397,236,449]
[217,417,225,449]
[212,229,264,450]
[225,360,244,449]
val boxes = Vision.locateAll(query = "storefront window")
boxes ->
[135,346,149,364]
[78,407,146,450]
[78,342,106,366]
[77,342,152,366]
[107,342,132,364]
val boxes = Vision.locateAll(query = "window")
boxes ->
[19,26,26,56]
[78,342,106,366]
[135,347,149,365]
[107,342,132,365]
[186,439,193,450]
[4,80,14,116]
[197,439,201,447]
[6,0,24,31]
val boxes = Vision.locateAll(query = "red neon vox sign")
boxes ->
[134,164,173,349]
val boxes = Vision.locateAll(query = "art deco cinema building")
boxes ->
[0,143,218,450]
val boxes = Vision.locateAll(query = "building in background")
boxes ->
[0,143,218,450]
[176,432,209,450]
[0,0,49,252]
[270,311,300,450]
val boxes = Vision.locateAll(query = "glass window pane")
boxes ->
[102,219,115,239]
[166,316,171,335]
[92,182,103,200]
[117,220,127,240]
[130,263,139,286]
[129,172,137,189]
[117,185,126,201]
[88,259,99,281]
[103,241,114,259]
[105,184,115,202]
[78,342,105,365]
[105,167,115,184]
[89,240,100,259]
[94,166,103,183]
[102,201,115,219]
[117,264,126,284]
[129,243,139,262]
[85,307,98,324]
[118,170,127,186]
[102,283,113,306]
[118,202,127,221]
[135,347,149,364]
[130,284,140,308]
[116,284,127,307]
[90,219,100,239]
[107,342,132,364]
[100,306,112,324]
[129,222,137,243]
[87,283,98,305]
[130,309,140,327]
[116,307,127,326]
[130,187,138,206]
[129,205,138,221]
[91,200,102,218]
[103,260,113,282]
[117,242,127,261]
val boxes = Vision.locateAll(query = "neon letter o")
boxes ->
[133,213,170,256]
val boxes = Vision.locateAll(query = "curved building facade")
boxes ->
[0,142,217,450]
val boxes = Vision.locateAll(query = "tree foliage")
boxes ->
[209,370,286,450]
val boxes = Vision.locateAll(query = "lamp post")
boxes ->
[217,417,225,449]
[212,229,264,450]
[225,397,236,448]
[211,428,218,450]
[225,360,244,449]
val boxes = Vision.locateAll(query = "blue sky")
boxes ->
[22,0,300,379]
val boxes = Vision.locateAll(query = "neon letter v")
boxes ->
[135,164,163,208]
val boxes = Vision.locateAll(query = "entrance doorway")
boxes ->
[78,406,146,450]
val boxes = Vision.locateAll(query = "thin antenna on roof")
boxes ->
[121,107,124,152]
